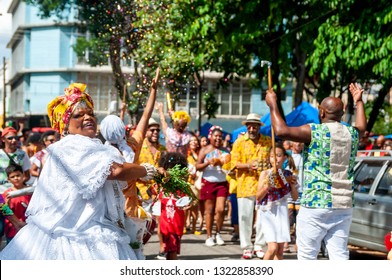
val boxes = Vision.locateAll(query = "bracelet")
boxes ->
[140,163,158,181]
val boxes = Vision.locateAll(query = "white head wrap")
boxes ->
[100,115,135,163]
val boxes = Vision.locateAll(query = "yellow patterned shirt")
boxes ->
[122,130,143,217]
[231,133,272,198]
[135,138,166,200]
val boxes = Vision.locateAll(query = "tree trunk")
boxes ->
[194,72,204,133]
[294,46,306,108]
[109,37,125,96]
[366,82,392,132]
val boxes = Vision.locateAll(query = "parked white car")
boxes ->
[349,151,392,252]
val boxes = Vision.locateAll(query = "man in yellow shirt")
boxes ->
[231,113,272,259]
[135,118,166,259]
[136,118,166,204]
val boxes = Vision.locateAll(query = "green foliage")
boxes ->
[24,0,72,18]
[202,91,220,120]
[24,0,156,118]
[73,37,108,66]
[23,0,392,132]
[364,101,392,135]
[308,0,392,87]
[308,0,392,130]
[153,165,197,201]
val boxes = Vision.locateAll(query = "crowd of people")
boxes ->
[0,79,391,261]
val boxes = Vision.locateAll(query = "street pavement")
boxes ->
[143,218,388,260]
[143,219,301,260]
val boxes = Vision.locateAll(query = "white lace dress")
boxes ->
[0,134,143,260]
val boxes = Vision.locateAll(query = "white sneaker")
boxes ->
[242,249,253,259]
[215,233,225,245]
[205,236,216,247]
[254,249,265,259]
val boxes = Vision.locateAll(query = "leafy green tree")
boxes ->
[308,0,392,132]
[24,0,391,134]
[134,0,333,120]
[364,101,392,135]
[24,0,155,120]
[202,92,220,120]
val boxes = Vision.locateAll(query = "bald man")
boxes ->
[265,83,366,260]
[374,134,385,149]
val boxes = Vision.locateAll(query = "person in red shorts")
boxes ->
[196,126,230,247]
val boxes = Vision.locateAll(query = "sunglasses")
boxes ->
[6,136,19,141]
[149,129,160,133]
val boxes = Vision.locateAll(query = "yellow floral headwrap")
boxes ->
[47,83,94,134]
[172,111,191,124]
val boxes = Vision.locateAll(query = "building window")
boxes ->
[173,78,251,117]
[215,79,251,117]
[76,72,115,113]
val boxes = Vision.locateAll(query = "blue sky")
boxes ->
[0,0,12,59]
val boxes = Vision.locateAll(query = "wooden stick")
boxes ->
[154,68,161,84]
[268,66,277,173]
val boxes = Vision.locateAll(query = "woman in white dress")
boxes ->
[0,83,156,260]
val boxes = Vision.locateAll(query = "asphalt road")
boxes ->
[143,220,388,261]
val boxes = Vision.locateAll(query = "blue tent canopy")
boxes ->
[232,101,320,141]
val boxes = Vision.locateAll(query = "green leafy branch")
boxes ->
[153,165,198,201]
[203,91,220,120]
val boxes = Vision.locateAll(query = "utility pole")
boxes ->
[2,57,6,129]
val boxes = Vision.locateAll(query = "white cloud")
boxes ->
[0,0,13,59]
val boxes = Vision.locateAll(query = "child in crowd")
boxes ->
[157,152,190,260]
[2,163,32,243]
[256,143,298,260]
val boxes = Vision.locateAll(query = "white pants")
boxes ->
[237,196,265,250]
[296,207,353,260]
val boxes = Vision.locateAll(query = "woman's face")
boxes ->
[67,104,97,138]
[189,136,199,151]
[210,131,223,147]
